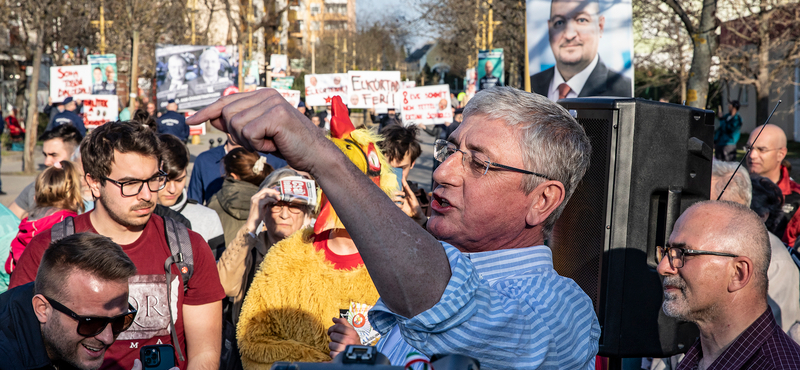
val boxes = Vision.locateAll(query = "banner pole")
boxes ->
[523,1,531,93]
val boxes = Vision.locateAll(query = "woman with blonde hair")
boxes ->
[5,161,84,273]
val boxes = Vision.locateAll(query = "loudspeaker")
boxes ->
[551,98,714,358]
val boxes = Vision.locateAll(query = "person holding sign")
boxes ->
[531,0,631,101]
[47,97,86,137]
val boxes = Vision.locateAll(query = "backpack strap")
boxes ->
[50,216,75,242]
[162,216,194,362]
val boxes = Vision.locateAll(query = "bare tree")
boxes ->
[717,0,800,124]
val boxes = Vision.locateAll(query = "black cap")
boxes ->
[63,97,73,104]
[167,99,176,104]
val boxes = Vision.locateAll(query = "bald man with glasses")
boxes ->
[658,200,800,370]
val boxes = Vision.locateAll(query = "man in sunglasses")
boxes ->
[10,121,225,370]
[188,87,599,369]
[0,233,137,370]
[657,201,800,369]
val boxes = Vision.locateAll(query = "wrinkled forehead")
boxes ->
[550,0,600,17]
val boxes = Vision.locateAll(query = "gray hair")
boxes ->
[260,168,315,215]
[463,87,592,238]
[711,160,751,206]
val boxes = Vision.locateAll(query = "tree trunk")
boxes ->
[685,0,718,109]
[23,24,44,174]
[755,7,771,125]
[130,30,139,112]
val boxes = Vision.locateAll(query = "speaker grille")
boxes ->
[551,117,612,312]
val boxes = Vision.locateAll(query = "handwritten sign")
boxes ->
[396,85,453,126]
[347,71,401,112]
[275,89,301,108]
[304,74,348,107]
[50,65,93,103]
[78,94,119,129]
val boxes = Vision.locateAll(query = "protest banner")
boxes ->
[396,85,453,126]
[347,71,401,112]
[50,65,92,103]
[477,49,505,91]
[88,54,118,96]
[156,45,238,112]
[526,0,633,100]
[77,94,119,129]
[272,76,294,90]
[276,89,301,108]
[304,73,348,107]
[185,111,206,136]
[270,54,288,78]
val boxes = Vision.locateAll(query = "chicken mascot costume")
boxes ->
[236,96,397,369]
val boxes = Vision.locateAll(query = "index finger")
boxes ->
[186,90,264,128]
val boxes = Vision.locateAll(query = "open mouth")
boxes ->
[432,193,452,209]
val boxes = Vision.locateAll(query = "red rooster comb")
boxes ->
[329,96,354,139]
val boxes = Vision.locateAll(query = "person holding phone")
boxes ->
[377,124,427,226]
[0,233,138,370]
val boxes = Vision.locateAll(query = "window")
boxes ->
[325,4,347,15]
[310,4,320,15]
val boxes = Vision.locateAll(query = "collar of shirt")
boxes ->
[548,54,600,101]
[461,244,554,283]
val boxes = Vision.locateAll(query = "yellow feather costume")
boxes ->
[237,96,396,369]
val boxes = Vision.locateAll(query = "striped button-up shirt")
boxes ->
[369,242,600,369]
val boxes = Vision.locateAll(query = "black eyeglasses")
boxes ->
[656,245,739,269]
[433,140,552,179]
[102,170,168,197]
[44,295,137,337]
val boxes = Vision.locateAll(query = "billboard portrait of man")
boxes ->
[528,0,632,101]
[189,48,231,95]
[477,49,504,91]
[159,55,188,93]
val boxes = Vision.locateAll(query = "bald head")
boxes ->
[680,201,770,294]
[746,124,788,183]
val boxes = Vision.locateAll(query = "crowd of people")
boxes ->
[0,85,799,370]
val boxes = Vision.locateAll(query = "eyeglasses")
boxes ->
[743,144,782,154]
[44,295,137,337]
[433,140,552,179]
[102,170,168,197]
[656,245,739,269]
[271,201,305,215]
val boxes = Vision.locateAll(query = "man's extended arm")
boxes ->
[186,89,450,318]
[183,301,222,370]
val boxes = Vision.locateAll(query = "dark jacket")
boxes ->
[157,111,190,142]
[0,283,56,370]
[208,177,260,248]
[531,57,631,99]
[46,110,86,137]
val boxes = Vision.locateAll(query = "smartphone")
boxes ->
[392,167,404,192]
[140,344,176,370]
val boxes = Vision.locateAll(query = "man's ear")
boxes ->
[598,16,605,35]
[778,147,788,162]
[32,294,50,324]
[85,173,102,199]
[728,257,754,293]
[525,180,565,227]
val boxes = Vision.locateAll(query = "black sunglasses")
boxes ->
[44,295,137,337]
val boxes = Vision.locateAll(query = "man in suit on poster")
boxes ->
[531,0,631,101]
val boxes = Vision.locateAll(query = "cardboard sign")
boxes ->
[50,65,92,103]
[279,177,317,206]
[185,110,206,136]
[347,71,401,111]
[78,94,119,129]
[276,89,301,108]
[304,74,348,107]
[396,85,453,126]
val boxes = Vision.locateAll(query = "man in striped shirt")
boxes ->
[187,87,601,369]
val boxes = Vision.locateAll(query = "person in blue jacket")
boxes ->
[46,97,86,136]
[156,99,190,142]
[714,100,742,161]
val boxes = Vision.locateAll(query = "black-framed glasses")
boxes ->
[271,201,304,215]
[102,170,168,197]
[433,140,552,179]
[44,295,137,337]
[656,245,739,269]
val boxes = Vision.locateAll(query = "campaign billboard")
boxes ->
[347,71,401,111]
[88,54,117,96]
[526,0,633,100]
[396,85,453,126]
[477,49,504,91]
[50,65,92,103]
[270,54,288,78]
[304,73,348,107]
[155,45,238,111]
[243,60,260,92]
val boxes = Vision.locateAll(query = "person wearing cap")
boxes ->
[46,97,86,136]
[156,99,190,142]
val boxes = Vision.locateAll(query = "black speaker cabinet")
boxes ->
[552,98,713,358]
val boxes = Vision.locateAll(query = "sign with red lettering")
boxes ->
[275,89,301,108]
[50,65,93,103]
[396,85,453,126]
[185,110,206,136]
[347,71,401,112]
[77,94,119,129]
[304,74,348,107]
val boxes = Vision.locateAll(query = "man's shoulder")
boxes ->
[530,67,555,96]
[759,325,800,368]
[195,145,225,163]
